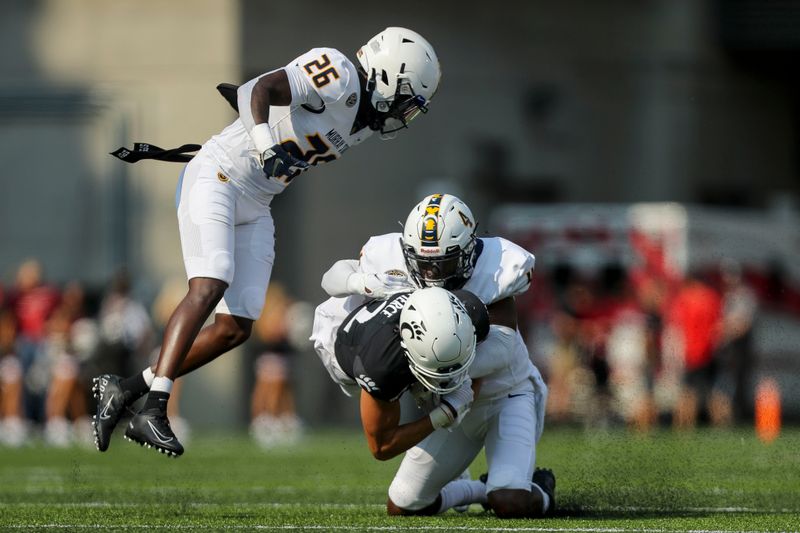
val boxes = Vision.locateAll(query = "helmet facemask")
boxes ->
[403,238,477,290]
[403,352,472,394]
[356,27,439,139]
[363,73,430,138]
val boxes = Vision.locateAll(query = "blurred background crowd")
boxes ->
[3,0,800,446]
[0,260,309,448]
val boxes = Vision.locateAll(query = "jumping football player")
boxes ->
[312,287,484,461]
[92,27,441,457]
[317,193,555,518]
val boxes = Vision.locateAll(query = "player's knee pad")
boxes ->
[387,476,436,511]
[210,251,235,283]
[241,286,266,320]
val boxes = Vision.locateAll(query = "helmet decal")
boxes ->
[420,194,443,247]
[403,193,478,290]
[399,287,477,394]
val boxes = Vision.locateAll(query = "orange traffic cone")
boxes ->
[755,377,781,444]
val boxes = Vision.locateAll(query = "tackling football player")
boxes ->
[312,287,484,461]
[92,27,441,457]
[317,193,555,518]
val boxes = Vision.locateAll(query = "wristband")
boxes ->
[429,405,454,430]
[251,123,276,153]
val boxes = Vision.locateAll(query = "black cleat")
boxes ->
[124,410,184,457]
[92,374,130,452]
[532,467,556,516]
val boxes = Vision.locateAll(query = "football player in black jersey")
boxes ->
[330,287,488,460]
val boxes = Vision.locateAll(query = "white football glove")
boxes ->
[346,272,414,299]
[429,377,474,430]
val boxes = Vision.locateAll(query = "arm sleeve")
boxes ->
[469,325,519,379]
[321,259,361,297]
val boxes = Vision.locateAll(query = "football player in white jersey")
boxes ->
[92,27,441,457]
[314,193,555,518]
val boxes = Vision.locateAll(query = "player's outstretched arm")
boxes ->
[321,259,413,299]
[321,259,360,297]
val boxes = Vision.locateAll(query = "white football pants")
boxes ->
[388,377,547,510]
[176,151,275,320]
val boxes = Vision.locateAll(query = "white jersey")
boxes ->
[203,47,373,203]
[358,233,535,304]
[352,232,541,399]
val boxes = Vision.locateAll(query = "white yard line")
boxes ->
[2,502,798,513]
[0,525,782,533]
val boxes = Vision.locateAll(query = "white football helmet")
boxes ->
[356,27,441,136]
[399,287,476,394]
[402,193,478,290]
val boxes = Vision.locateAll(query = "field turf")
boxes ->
[1,427,798,531]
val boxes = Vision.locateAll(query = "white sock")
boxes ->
[142,367,155,387]
[151,376,174,394]
[532,483,550,514]
[438,479,487,513]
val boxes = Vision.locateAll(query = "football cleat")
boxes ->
[532,467,556,516]
[124,410,184,457]
[92,374,131,452]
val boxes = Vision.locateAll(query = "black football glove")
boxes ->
[261,144,310,178]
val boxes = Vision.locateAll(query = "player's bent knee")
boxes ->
[387,477,437,514]
[216,314,253,347]
[386,496,440,516]
[188,277,228,307]
[488,489,535,519]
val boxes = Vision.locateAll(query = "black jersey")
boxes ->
[334,292,415,402]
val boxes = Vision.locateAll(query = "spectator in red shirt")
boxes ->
[6,260,61,367]
[666,271,722,429]
[5,259,61,423]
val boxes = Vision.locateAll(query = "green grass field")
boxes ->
[1,427,798,531]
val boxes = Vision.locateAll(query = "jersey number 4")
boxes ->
[304,54,340,89]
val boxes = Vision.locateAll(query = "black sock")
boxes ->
[120,373,150,403]
[142,391,170,414]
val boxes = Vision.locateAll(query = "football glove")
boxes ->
[346,272,414,299]
[261,144,310,178]
[429,377,473,430]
